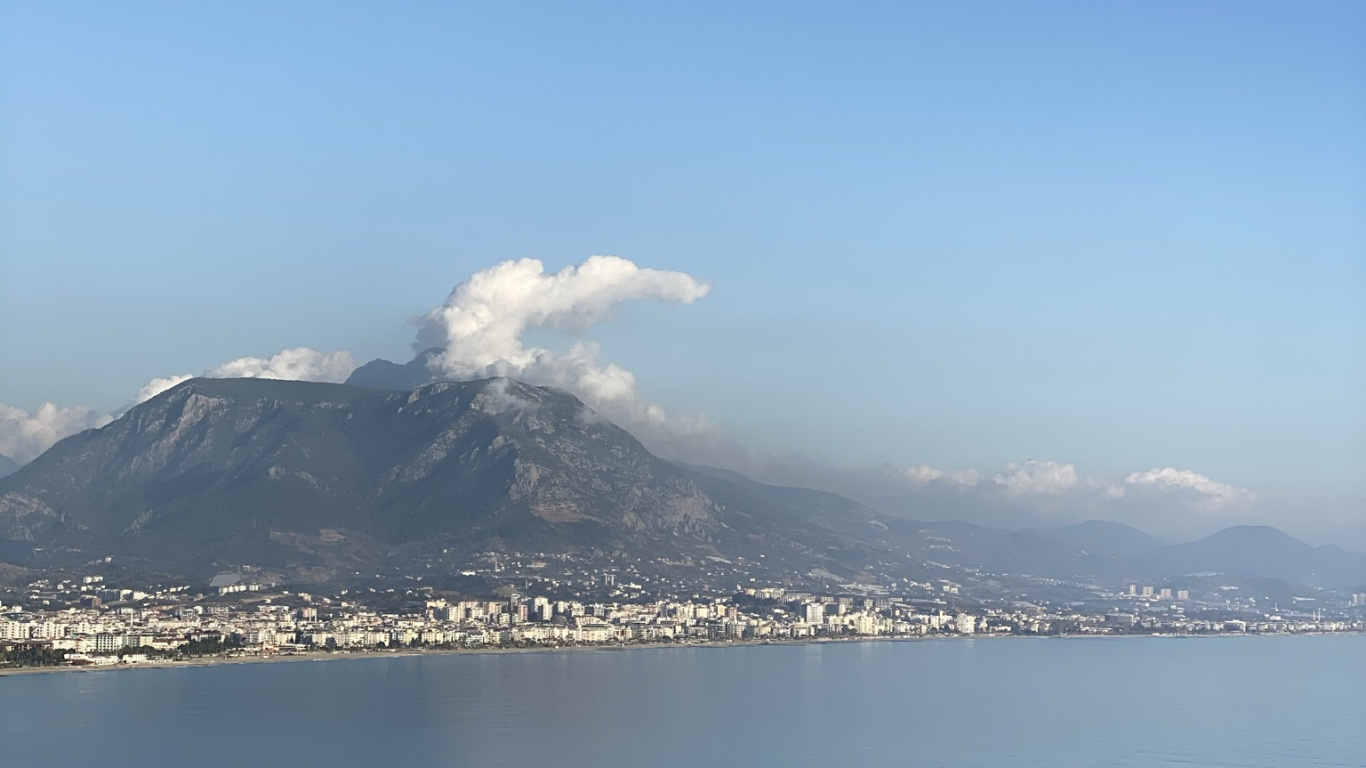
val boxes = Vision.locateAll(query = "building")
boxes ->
[804,603,825,625]
[956,614,976,635]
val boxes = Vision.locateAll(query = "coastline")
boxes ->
[4,630,1360,678]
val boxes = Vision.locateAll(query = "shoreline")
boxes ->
[3,630,1360,678]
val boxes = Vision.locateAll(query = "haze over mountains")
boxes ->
[0,375,1361,594]
[0,454,18,480]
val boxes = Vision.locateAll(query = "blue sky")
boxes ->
[1,2,1363,509]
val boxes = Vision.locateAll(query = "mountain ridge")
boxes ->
[0,377,1360,591]
[0,377,730,576]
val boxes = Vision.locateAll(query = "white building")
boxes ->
[804,603,825,625]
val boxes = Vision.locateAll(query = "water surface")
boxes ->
[2,635,1361,767]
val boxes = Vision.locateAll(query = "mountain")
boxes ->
[0,454,18,480]
[344,348,441,391]
[1032,520,1168,560]
[0,378,898,583]
[676,463,897,566]
[1159,526,1366,589]
[1,376,1359,592]
[0,377,729,577]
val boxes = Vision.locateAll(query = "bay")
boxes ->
[2,635,1361,767]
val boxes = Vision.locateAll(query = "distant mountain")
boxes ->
[889,519,1120,581]
[1159,526,1366,589]
[344,348,441,391]
[1032,520,1168,560]
[677,463,892,546]
[0,454,18,480]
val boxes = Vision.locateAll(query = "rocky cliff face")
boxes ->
[0,377,722,572]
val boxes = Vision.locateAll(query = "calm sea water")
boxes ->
[1,635,1361,767]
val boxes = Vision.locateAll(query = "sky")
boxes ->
[1,2,1363,544]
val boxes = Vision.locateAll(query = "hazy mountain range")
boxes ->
[0,375,1361,592]
[0,453,18,480]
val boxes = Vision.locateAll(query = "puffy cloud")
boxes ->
[134,375,194,404]
[1125,467,1255,511]
[415,256,709,368]
[0,402,113,464]
[205,347,358,383]
[133,348,358,405]
[873,459,1259,528]
[993,460,1080,496]
[416,256,714,446]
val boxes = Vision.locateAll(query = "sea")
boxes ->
[1,634,1361,767]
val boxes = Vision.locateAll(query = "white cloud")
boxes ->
[0,347,361,465]
[475,378,540,415]
[0,402,113,464]
[134,375,195,404]
[416,256,714,446]
[133,348,359,405]
[1125,467,1255,511]
[205,347,358,383]
[993,460,1080,496]
[899,464,982,487]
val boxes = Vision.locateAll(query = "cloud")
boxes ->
[1125,467,1256,511]
[894,459,1250,512]
[838,457,1274,541]
[133,348,359,405]
[134,375,195,404]
[475,378,541,415]
[899,464,982,487]
[0,402,113,464]
[0,347,360,466]
[415,256,714,447]
[4,252,706,468]
[992,460,1080,496]
[205,347,358,383]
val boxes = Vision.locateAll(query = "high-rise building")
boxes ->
[956,614,976,635]
[804,603,825,625]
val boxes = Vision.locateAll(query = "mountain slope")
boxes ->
[0,454,18,480]
[1033,520,1168,559]
[676,463,897,574]
[1159,526,1366,589]
[0,377,722,574]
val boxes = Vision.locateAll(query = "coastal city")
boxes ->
[3,557,1362,671]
